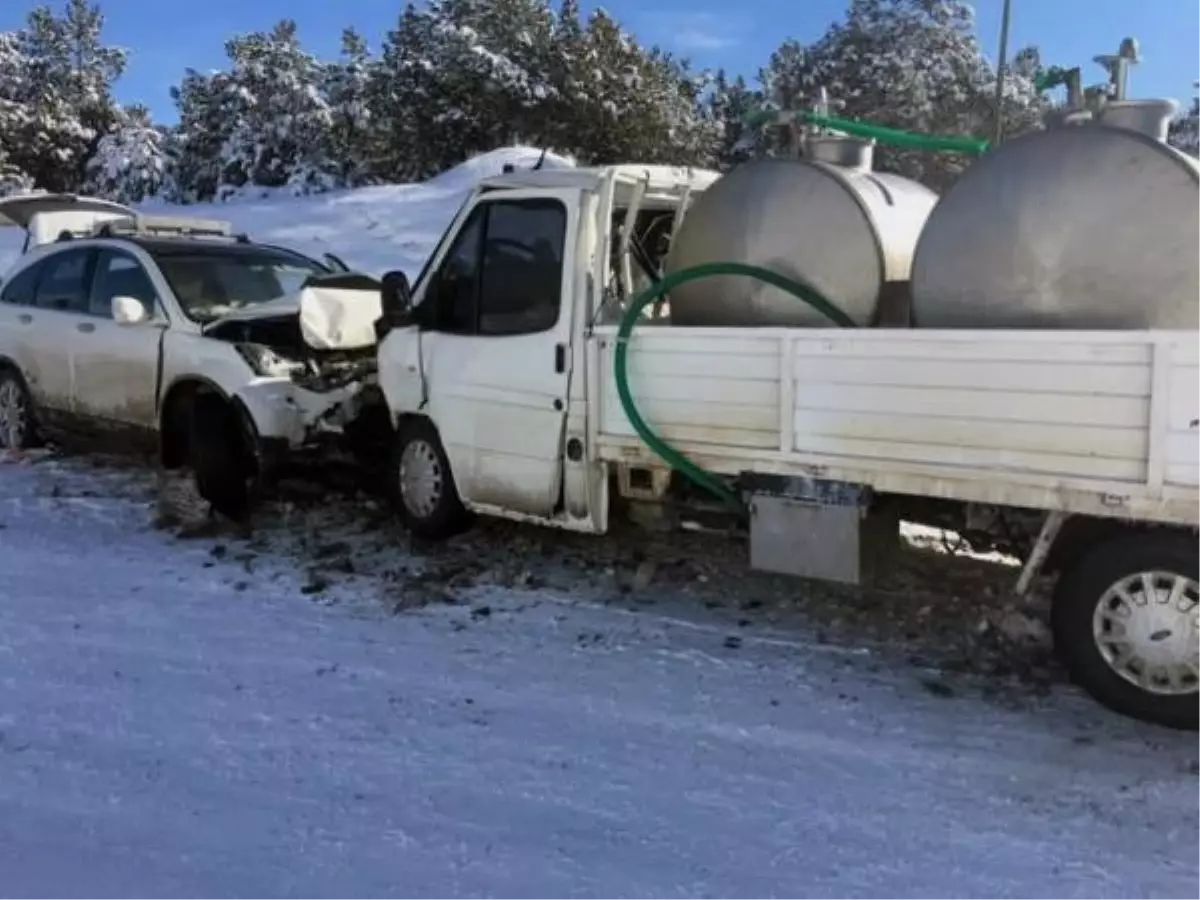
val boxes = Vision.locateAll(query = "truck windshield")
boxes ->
[147,243,328,323]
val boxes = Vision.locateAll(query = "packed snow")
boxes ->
[0,148,1197,898]
[0,452,1197,898]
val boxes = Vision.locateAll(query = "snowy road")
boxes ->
[0,458,1196,899]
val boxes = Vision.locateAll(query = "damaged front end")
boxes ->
[203,272,389,455]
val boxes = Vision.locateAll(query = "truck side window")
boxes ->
[0,262,44,306]
[477,200,565,336]
[430,210,485,333]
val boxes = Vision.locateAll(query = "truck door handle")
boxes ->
[76,322,95,333]
[554,343,566,373]
[17,314,31,324]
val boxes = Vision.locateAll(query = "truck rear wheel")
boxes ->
[389,419,469,540]
[1051,530,1198,729]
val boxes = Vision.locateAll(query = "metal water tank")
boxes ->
[665,138,938,327]
[911,99,1199,329]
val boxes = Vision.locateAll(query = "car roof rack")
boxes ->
[89,213,251,243]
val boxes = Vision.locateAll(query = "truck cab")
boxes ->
[374,165,718,537]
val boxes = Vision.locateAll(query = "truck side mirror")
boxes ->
[375,269,416,342]
[381,270,412,320]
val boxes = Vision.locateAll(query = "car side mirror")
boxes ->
[112,294,150,325]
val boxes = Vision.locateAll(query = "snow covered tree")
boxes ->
[323,28,377,186]
[165,68,242,202]
[1168,94,1199,157]
[219,20,337,196]
[559,8,717,166]
[83,104,168,202]
[366,3,446,180]
[3,0,127,192]
[0,145,34,198]
[708,69,765,166]
[751,0,1045,186]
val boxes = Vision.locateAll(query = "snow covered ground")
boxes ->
[0,149,1197,897]
[0,453,1197,898]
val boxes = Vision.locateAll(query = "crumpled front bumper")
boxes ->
[234,376,373,451]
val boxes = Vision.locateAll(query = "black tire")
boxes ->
[388,418,469,540]
[1051,530,1199,730]
[189,391,255,522]
[0,367,40,450]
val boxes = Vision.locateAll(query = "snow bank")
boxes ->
[0,146,575,278]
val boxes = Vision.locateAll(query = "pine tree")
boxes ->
[752,0,1044,186]
[369,3,446,181]
[1168,94,1199,157]
[708,69,763,167]
[83,104,168,202]
[219,20,336,196]
[324,28,376,186]
[9,0,126,191]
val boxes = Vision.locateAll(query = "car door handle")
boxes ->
[76,322,95,334]
[554,343,566,373]
[17,314,31,324]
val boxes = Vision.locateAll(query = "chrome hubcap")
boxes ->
[1093,570,1200,696]
[399,439,443,519]
[0,379,27,449]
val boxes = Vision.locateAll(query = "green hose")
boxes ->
[741,109,990,156]
[803,113,989,155]
[613,262,856,512]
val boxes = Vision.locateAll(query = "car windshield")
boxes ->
[149,244,328,323]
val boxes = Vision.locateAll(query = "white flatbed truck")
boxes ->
[373,164,1199,728]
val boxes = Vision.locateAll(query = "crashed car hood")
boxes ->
[202,273,383,352]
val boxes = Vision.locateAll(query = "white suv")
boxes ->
[0,194,386,518]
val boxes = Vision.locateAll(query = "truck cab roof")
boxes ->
[477,164,721,203]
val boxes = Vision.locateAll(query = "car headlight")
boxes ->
[235,343,305,378]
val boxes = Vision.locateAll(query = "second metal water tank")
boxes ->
[665,139,938,327]
[911,99,1199,329]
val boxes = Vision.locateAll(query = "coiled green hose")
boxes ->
[613,262,856,512]
[612,112,983,512]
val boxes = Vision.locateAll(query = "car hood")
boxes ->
[202,273,383,352]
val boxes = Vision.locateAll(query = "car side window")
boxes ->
[33,248,94,314]
[90,250,159,319]
[0,262,44,307]
[477,200,566,336]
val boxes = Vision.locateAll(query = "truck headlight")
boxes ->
[235,343,305,378]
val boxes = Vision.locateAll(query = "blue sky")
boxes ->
[2,0,1197,122]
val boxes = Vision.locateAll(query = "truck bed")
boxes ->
[592,326,1199,526]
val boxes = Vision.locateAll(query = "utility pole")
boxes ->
[992,0,1013,146]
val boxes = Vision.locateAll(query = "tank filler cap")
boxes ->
[1096,97,1179,142]
[804,135,876,170]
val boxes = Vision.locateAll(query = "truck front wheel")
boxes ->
[389,419,469,540]
[1051,530,1198,729]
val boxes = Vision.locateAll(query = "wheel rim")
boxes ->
[1092,570,1200,696]
[399,439,443,519]
[0,379,27,449]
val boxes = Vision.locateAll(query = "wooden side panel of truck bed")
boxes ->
[592,327,1199,525]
